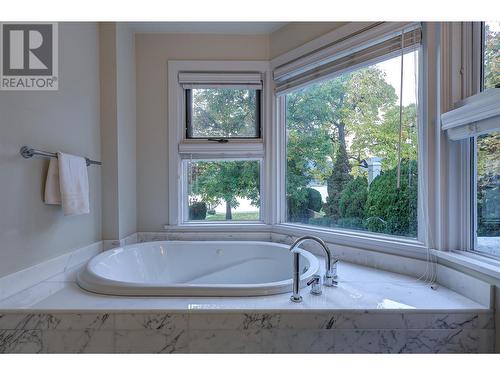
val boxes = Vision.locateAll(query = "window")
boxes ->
[186,88,261,139]
[284,49,420,238]
[168,63,268,225]
[185,160,261,221]
[474,21,500,256]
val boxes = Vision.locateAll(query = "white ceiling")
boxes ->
[128,22,287,35]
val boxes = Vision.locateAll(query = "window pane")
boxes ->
[285,50,419,238]
[188,88,260,138]
[187,160,260,221]
[483,21,500,89]
[476,132,500,255]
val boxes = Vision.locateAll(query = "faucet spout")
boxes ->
[289,235,338,302]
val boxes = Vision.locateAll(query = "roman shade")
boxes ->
[178,72,263,89]
[273,22,422,94]
[441,89,500,140]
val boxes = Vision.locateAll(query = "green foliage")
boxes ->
[191,88,257,137]
[365,160,418,237]
[484,22,500,89]
[188,201,207,220]
[285,66,401,221]
[338,176,368,220]
[477,132,500,236]
[288,187,323,222]
[325,139,352,219]
[189,161,259,220]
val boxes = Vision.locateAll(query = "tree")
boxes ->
[286,67,398,221]
[191,88,257,137]
[350,103,418,172]
[288,187,323,222]
[476,132,500,236]
[484,22,500,89]
[338,176,368,220]
[189,161,259,220]
[364,160,418,237]
[187,88,260,220]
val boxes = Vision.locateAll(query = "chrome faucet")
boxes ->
[289,235,339,303]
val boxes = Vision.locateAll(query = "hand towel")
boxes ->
[44,157,62,205]
[57,152,90,216]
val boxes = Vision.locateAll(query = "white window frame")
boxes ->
[469,22,499,256]
[167,60,272,226]
[272,26,428,253]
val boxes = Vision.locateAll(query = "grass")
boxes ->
[205,211,260,221]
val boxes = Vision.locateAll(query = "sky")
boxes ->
[375,50,418,107]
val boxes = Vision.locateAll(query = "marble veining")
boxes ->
[0,311,494,353]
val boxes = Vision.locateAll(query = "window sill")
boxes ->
[433,250,500,280]
[272,223,427,259]
[163,223,269,232]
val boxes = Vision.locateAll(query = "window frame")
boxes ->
[470,21,499,257]
[167,60,272,226]
[275,39,426,243]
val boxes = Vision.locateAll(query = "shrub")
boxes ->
[338,176,368,220]
[365,160,418,237]
[288,187,324,222]
[189,201,207,220]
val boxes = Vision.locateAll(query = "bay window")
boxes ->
[167,23,499,263]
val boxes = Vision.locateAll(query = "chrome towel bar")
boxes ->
[20,146,102,167]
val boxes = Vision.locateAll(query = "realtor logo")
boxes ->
[0,23,58,90]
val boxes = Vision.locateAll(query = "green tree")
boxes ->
[350,104,418,172]
[286,67,398,220]
[189,161,259,220]
[191,88,257,137]
[339,176,368,220]
[484,22,500,89]
[365,160,418,237]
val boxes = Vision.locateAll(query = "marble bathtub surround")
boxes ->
[0,311,494,353]
[0,234,495,353]
[0,232,493,309]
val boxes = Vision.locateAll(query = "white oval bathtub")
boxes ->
[77,241,320,297]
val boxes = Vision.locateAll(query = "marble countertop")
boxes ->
[0,260,489,313]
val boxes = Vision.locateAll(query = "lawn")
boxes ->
[205,211,260,221]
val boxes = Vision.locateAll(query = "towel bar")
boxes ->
[20,146,101,167]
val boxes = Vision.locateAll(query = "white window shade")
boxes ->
[441,89,500,141]
[273,22,422,94]
[178,72,263,89]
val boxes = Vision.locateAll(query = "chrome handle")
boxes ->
[324,258,339,287]
[307,274,322,295]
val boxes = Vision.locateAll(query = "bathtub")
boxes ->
[77,241,320,297]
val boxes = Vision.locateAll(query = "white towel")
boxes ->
[57,152,90,216]
[44,152,90,215]
[44,157,62,205]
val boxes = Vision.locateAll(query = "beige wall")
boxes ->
[135,33,270,231]
[270,22,347,58]
[0,23,101,277]
[100,23,137,240]
[116,24,137,239]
